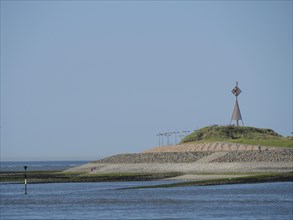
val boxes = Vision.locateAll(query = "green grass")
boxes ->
[181,125,293,148]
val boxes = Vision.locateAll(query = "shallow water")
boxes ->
[1,181,292,220]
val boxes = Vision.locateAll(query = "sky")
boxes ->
[1,1,292,161]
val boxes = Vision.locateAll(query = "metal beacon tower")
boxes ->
[230,81,244,126]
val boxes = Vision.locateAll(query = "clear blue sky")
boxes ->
[1,1,292,161]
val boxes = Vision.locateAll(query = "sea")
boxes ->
[1,161,293,220]
[0,160,89,172]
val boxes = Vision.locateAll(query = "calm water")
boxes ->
[1,181,292,220]
[0,161,89,172]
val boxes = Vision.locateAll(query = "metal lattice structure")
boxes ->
[230,82,244,126]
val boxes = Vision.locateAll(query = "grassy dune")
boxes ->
[182,126,293,148]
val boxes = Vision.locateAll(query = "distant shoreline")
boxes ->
[0,160,90,172]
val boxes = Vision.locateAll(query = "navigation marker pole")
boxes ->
[24,166,28,195]
[230,81,244,126]
[165,132,170,146]
[173,131,179,145]
[183,129,190,137]
[156,133,161,146]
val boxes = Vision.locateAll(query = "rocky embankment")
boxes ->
[95,152,212,163]
[66,143,293,174]
[93,150,292,164]
[144,142,283,153]
[212,150,293,163]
